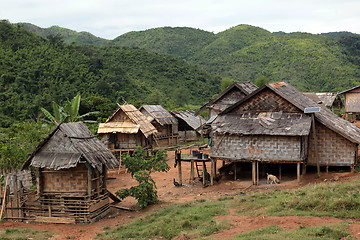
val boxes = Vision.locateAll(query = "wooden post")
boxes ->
[234,163,237,180]
[0,176,9,220]
[202,161,206,186]
[252,162,256,185]
[297,162,301,183]
[311,114,321,177]
[302,163,307,175]
[210,158,215,186]
[117,151,122,174]
[190,160,194,183]
[256,161,259,186]
[88,168,92,197]
[278,163,282,181]
[178,159,182,186]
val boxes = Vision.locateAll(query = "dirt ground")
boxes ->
[1,148,360,240]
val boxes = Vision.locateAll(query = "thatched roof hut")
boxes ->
[97,104,157,150]
[139,105,178,146]
[22,122,117,223]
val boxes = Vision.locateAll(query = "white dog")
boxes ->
[266,173,280,184]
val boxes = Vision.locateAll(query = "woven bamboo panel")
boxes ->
[233,89,301,113]
[42,164,88,193]
[308,122,356,166]
[213,89,247,112]
[212,134,302,162]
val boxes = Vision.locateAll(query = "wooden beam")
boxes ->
[297,162,301,183]
[190,160,194,183]
[35,216,76,224]
[0,176,9,220]
[311,114,321,177]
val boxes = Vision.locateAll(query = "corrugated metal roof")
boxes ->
[23,122,118,172]
[302,92,338,107]
[196,82,257,115]
[172,111,206,132]
[139,105,178,126]
[99,104,157,138]
[222,82,360,143]
[213,112,311,136]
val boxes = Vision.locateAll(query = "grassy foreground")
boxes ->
[98,178,360,239]
[0,228,52,240]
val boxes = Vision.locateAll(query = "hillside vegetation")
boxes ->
[0,20,220,127]
[112,24,360,92]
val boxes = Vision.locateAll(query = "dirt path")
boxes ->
[0,149,359,239]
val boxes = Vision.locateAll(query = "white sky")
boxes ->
[1,0,359,39]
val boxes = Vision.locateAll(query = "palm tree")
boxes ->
[41,94,99,124]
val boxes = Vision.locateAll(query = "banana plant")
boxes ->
[40,94,99,124]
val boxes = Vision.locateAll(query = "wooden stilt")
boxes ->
[302,163,307,175]
[252,162,256,185]
[202,161,206,186]
[0,176,9,220]
[256,161,259,185]
[297,162,301,183]
[234,163,237,180]
[210,159,215,186]
[190,160,194,183]
[326,165,329,173]
[311,114,320,177]
[279,163,282,181]
[117,151,122,174]
[178,158,182,186]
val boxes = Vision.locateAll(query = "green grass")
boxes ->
[99,179,360,239]
[232,179,360,218]
[228,223,355,240]
[97,199,231,240]
[0,228,52,240]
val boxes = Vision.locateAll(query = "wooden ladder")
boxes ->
[195,162,207,178]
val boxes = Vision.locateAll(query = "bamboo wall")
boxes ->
[211,134,305,162]
[308,121,357,166]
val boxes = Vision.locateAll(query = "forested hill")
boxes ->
[113,24,360,92]
[0,21,220,127]
[17,22,360,92]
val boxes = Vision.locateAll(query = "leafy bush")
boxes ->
[116,147,170,208]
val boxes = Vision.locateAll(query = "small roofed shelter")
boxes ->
[97,104,157,151]
[302,92,339,108]
[339,85,360,121]
[211,82,360,184]
[22,122,118,224]
[172,111,206,142]
[139,105,178,146]
[197,82,257,117]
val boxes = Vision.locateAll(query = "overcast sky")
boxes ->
[1,0,359,39]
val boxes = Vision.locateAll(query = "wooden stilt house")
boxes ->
[339,85,360,121]
[139,105,178,146]
[97,104,158,151]
[172,111,206,142]
[197,82,257,117]
[22,122,118,224]
[211,82,360,184]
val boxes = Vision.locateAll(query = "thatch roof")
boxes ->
[97,104,157,138]
[196,82,257,115]
[213,112,311,136]
[222,82,360,143]
[139,105,178,126]
[302,92,338,107]
[172,111,206,132]
[23,122,117,172]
